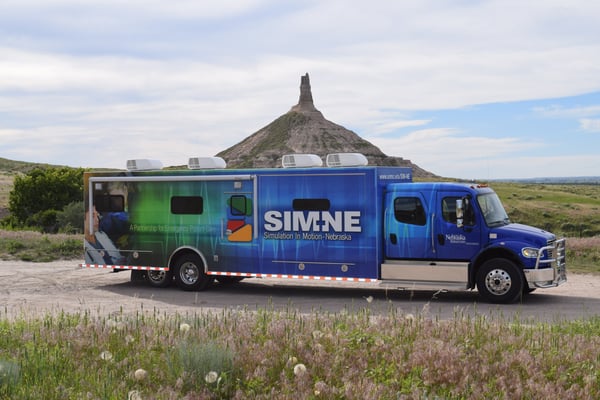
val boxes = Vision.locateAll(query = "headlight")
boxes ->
[522,247,539,258]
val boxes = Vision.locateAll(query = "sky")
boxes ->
[1,1,600,179]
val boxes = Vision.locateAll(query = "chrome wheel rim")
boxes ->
[484,268,512,296]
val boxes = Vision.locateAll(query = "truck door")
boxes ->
[384,191,434,259]
[434,191,482,260]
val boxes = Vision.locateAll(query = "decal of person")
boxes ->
[84,205,126,265]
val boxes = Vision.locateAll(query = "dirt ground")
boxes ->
[1,260,599,321]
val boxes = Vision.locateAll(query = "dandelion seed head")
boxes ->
[293,363,307,376]
[288,356,298,366]
[205,370,219,384]
[405,313,415,321]
[99,350,113,361]
[134,368,148,381]
[179,323,191,333]
[364,295,374,303]
[312,330,324,340]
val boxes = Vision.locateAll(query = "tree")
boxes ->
[8,167,84,232]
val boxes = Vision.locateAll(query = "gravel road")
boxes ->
[1,260,598,322]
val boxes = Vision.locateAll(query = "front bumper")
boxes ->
[523,238,567,288]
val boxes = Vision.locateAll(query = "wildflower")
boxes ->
[179,323,191,333]
[293,363,307,376]
[205,371,219,384]
[99,350,113,361]
[134,368,148,381]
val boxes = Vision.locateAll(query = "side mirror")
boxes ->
[456,199,464,228]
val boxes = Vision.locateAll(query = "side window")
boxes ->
[171,196,203,215]
[94,195,125,212]
[442,196,475,225]
[442,197,459,223]
[394,197,426,226]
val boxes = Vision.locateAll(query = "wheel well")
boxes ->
[469,248,523,289]
[168,247,207,272]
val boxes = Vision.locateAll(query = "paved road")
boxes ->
[1,261,598,322]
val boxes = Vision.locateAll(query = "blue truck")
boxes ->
[82,153,566,303]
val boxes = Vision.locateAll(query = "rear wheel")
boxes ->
[173,253,212,291]
[476,258,524,304]
[146,269,172,288]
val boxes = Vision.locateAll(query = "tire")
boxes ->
[173,253,212,291]
[146,269,173,288]
[476,258,524,304]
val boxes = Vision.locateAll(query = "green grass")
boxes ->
[1,308,600,399]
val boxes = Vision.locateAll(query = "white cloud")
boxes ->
[580,119,600,132]
[533,104,600,118]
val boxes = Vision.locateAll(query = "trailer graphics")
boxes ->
[82,156,566,303]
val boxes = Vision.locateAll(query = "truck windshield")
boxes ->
[477,193,510,227]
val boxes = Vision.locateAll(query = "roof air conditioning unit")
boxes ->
[326,153,368,167]
[282,154,323,168]
[126,159,163,171]
[188,157,227,169]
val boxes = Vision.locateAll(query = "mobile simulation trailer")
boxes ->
[82,153,567,303]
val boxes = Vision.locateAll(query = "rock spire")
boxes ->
[216,73,434,177]
[289,73,323,117]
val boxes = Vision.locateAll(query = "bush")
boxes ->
[56,201,84,234]
[7,167,83,231]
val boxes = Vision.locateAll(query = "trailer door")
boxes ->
[213,178,258,272]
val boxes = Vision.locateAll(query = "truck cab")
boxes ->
[382,182,567,303]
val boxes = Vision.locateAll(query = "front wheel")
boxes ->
[476,258,524,304]
[173,254,212,291]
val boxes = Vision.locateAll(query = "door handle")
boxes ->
[437,234,445,245]
[390,233,397,245]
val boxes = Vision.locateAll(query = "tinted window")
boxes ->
[394,197,426,226]
[292,198,330,211]
[171,196,203,215]
[94,195,125,212]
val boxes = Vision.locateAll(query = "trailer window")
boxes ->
[230,195,250,216]
[171,196,203,215]
[292,198,330,211]
[394,197,426,226]
[94,195,125,213]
